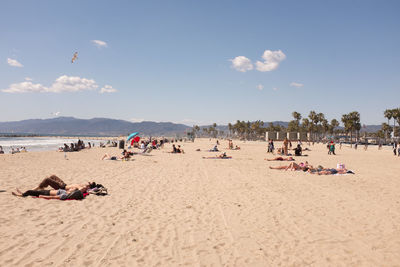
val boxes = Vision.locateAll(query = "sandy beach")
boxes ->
[1,139,400,266]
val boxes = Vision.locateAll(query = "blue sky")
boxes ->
[1,0,399,126]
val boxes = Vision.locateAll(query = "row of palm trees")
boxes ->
[189,108,399,141]
[383,108,400,138]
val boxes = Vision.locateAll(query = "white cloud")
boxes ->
[2,75,98,93]
[255,50,286,72]
[290,82,304,87]
[230,56,253,72]
[272,87,279,91]
[2,81,47,93]
[130,118,144,123]
[256,84,264,91]
[91,40,108,48]
[99,85,117,94]
[48,75,98,93]
[7,58,23,67]
[24,77,32,81]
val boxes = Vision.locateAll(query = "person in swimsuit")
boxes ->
[32,175,96,191]
[12,184,89,200]
[269,162,311,171]
[311,168,351,175]
[101,150,130,161]
[265,156,294,161]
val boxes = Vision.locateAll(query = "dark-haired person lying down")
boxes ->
[12,185,89,200]
[203,153,232,159]
[265,156,294,161]
[310,168,355,175]
[32,174,97,191]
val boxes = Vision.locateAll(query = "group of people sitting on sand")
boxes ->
[170,144,184,153]
[60,140,92,152]
[12,175,107,200]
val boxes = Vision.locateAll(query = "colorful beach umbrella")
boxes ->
[130,136,140,145]
[127,132,139,141]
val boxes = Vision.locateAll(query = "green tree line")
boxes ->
[188,108,400,142]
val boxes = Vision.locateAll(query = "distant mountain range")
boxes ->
[0,117,382,136]
[0,117,190,136]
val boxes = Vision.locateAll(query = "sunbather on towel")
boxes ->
[311,168,354,175]
[12,184,89,200]
[203,152,231,159]
[265,156,294,161]
[32,175,97,191]
[269,162,312,171]
[101,150,130,161]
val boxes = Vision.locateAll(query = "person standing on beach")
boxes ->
[330,141,336,155]
[283,138,289,155]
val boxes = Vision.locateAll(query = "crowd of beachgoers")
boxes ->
[4,135,400,202]
[0,145,28,154]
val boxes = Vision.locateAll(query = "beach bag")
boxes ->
[89,187,108,196]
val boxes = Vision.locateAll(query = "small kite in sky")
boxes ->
[71,52,78,63]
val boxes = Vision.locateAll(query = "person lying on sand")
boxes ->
[311,168,354,175]
[12,184,89,200]
[101,150,131,161]
[32,175,96,191]
[269,162,312,171]
[203,152,231,159]
[265,156,294,161]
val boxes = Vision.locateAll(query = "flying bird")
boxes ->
[71,52,78,63]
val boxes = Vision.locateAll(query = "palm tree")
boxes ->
[384,109,393,139]
[341,113,352,145]
[381,123,392,139]
[292,111,301,123]
[316,113,325,137]
[202,127,209,136]
[301,118,310,134]
[289,111,302,132]
[193,125,200,137]
[393,108,400,137]
[329,119,339,135]
[341,111,361,145]
[321,119,329,136]
[228,123,233,137]
[308,111,318,140]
